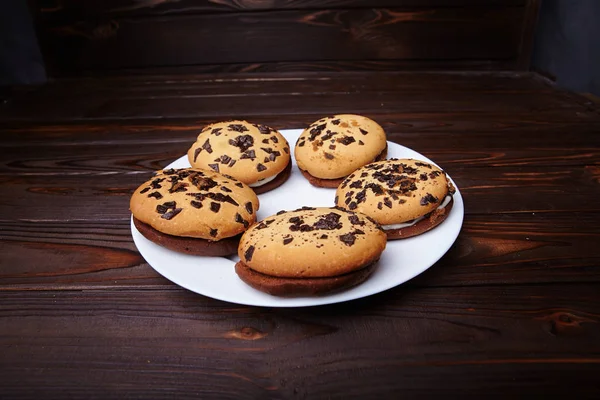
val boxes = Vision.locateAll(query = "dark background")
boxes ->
[1,0,599,95]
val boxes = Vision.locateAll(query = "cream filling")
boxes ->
[382,195,452,230]
[248,173,278,188]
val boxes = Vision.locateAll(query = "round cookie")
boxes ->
[187,121,291,194]
[335,159,455,240]
[130,168,259,255]
[294,114,387,188]
[235,207,387,296]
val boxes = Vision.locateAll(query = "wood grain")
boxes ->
[1,213,599,290]
[36,6,524,74]
[0,285,598,397]
[36,0,528,19]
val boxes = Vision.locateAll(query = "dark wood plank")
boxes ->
[1,212,599,290]
[0,165,598,222]
[37,7,523,73]
[2,123,600,175]
[36,0,527,20]
[5,72,598,123]
[0,285,598,398]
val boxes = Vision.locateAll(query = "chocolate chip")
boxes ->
[420,193,439,206]
[334,195,339,204]
[229,134,254,152]
[377,202,382,210]
[161,208,182,220]
[348,215,365,226]
[163,169,176,175]
[429,171,441,179]
[331,119,341,125]
[210,228,218,237]
[191,200,203,208]
[339,233,356,246]
[262,138,269,144]
[256,163,266,172]
[169,181,188,193]
[229,124,249,133]
[210,202,220,212]
[289,216,302,224]
[309,123,327,141]
[349,180,362,189]
[235,213,249,228]
[245,202,253,214]
[358,140,364,146]
[297,140,305,147]
[283,147,289,154]
[244,245,255,262]
[276,210,287,215]
[399,199,407,204]
[359,129,368,135]
[208,192,239,206]
[283,237,293,245]
[240,149,256,160]
[348,201,357,210]
[416,162,432,168]
[150,178,165,189]
[270,135,279,143]
[329,144,336,150]
[255,124,272,134]
[229,159,237,168]
[419,173,428,181]
[194,147,202,161]
[140,187,150,194]
[324,152,334,160]
[338,136,356,145]
[216,154,232,165]
[320,234,328,239]
[208,163,219,172]
[269,153,277,162]
[221,186,232,193]
[190,175,218,191]
[211,127,222,136]
[202,139,213,154]
[313,212,342,230]
[148,191,163,199]
[384,198,392,208]
[365,183,384,195]
[321,131,335,141]
[235,182,244,188]
[255,222,268,230]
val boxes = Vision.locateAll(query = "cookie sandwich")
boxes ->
[187,120,291,194]
[235,207,387,296]
[335,159,455,240]
[294,114,387,188]
[131,168,259,256]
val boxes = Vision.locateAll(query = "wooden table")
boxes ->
[1,71,599,398]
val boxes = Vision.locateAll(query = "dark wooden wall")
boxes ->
[32,0,540,76]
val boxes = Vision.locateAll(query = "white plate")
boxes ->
[131,129,464,307]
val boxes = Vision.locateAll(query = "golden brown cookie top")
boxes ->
[335,159,454,224]
[238,207,386,278]
[294,114,387,179]
[187,120,291,185]
[130,168,259,240]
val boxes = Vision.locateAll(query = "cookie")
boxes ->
[235,207,387,296]
[335,159,455,240]
[187,121,291,194]
[130,168,259,255]
[294,115,387,188]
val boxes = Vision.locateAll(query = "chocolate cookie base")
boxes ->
[385,196,454,240]
[252,161,292,195]
[133,217,240,256]
[235,260,379,297]
[299,145,388,188]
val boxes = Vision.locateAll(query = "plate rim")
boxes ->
[131,129,464,307]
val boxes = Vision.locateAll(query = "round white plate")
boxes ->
[131,129,464,307]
